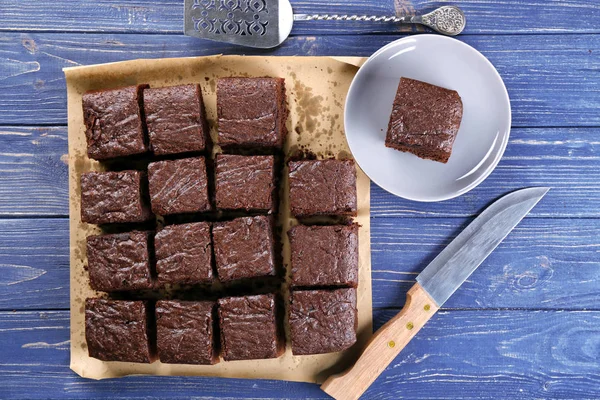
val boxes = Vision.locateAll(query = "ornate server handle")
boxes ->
[293,6,466,36]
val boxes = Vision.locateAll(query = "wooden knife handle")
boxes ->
[321,282,440,400]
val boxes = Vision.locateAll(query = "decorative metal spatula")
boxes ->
[184,0,466,49]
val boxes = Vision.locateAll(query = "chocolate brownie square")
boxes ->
[215,154,275,213]
[218,294,283,361]
[154,222,213,285]
[288,159,357,217]
[83,85,148,160]
[212,216,275,283]
[385,77,463,163]
[80,170,152,225]
[86,231,154,292]
[148,157,210,216]
[144,84,210,155]
[289,288,357,355]
[288,224,359,288]
[156,300,218,365]
[85,298,155,363]
[217,77,287,150]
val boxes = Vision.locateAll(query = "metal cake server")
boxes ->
[184,0,466,48]
[321,187,550,400]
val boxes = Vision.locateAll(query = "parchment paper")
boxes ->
[64,55,371,383]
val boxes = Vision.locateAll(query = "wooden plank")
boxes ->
[3,217,598,311]
[1,0,599,35]
[1,309,598,399]
[0,126,598,218]
[0,127,68,216]
[371,217,600,310]
[372,127,600,218]
[0,219,69,310]
[0,33,598,126]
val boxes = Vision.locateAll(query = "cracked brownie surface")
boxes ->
[85,299,155,363]
[83,84,148,160]
[290,288,357,355]
[144,84,209,155]
[217,77,287,150]
[80,170,152,224]
[156,300,217,365]
[155,222,213,285]
[148,157,210,215]
[213,216,275,282]
[215,154,275,212]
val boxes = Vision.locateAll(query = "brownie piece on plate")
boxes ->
[218,294,283,361]
[144,84,210,155]
[289,288,357,355]
[217,77,287,150]
[154,222,213,285]
[288,159,357,217]
[212,216,275,283]
[80,170,152,225]
[148,157,210,216]
[86,231,154,292]
[215,154,275,213]
[288,224,359,288]
[85,298,155,363]
[156,300,218,365]
[385,77,463,163]
[83,85,148,160]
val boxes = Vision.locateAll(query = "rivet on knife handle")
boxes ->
[321,283,439,400]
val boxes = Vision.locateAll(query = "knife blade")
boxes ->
[321,187,549,400]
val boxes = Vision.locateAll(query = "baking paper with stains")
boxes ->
[64,55,371,383]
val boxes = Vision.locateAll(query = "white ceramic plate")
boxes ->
[345,35,511,202]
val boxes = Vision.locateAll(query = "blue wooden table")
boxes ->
[1,1,599,398]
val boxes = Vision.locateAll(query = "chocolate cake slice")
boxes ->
[385,77,463,163]
[217,77,287,150]
[82,85,148,160]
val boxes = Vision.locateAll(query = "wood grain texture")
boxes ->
[322,283,440,400]
[1,0,599,35]
[0,33,598,126]
[2,126,599,216]
[3,217,598,311]
[1,309,598,399]
[0,219,69,310]
[0,127,68,216]
[1,126,599,217]
[372,127,600,218]
[372,217,600,310]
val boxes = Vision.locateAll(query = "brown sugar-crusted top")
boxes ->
[385,77,463,163]
[85,298,155,363]
[156,300,218,365]
[80,170,152,225]
[144,84,209,155]
[83,85,148,160]
[148,157,210,216]
[288,159,357,217]
[217,77,287,149]
[154,222,213,285]
[215,154,275,212]
[218,294,283,361]
[212,216,275,282]
[288,224,359,288]
[289,288,357,355]
[86,231,153,292]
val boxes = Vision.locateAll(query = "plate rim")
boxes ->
[344,34,512,202]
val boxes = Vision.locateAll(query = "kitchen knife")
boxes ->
[321,186,550,400]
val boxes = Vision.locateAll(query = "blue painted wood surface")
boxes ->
[0,0,599,399]
[0,34,598,126]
